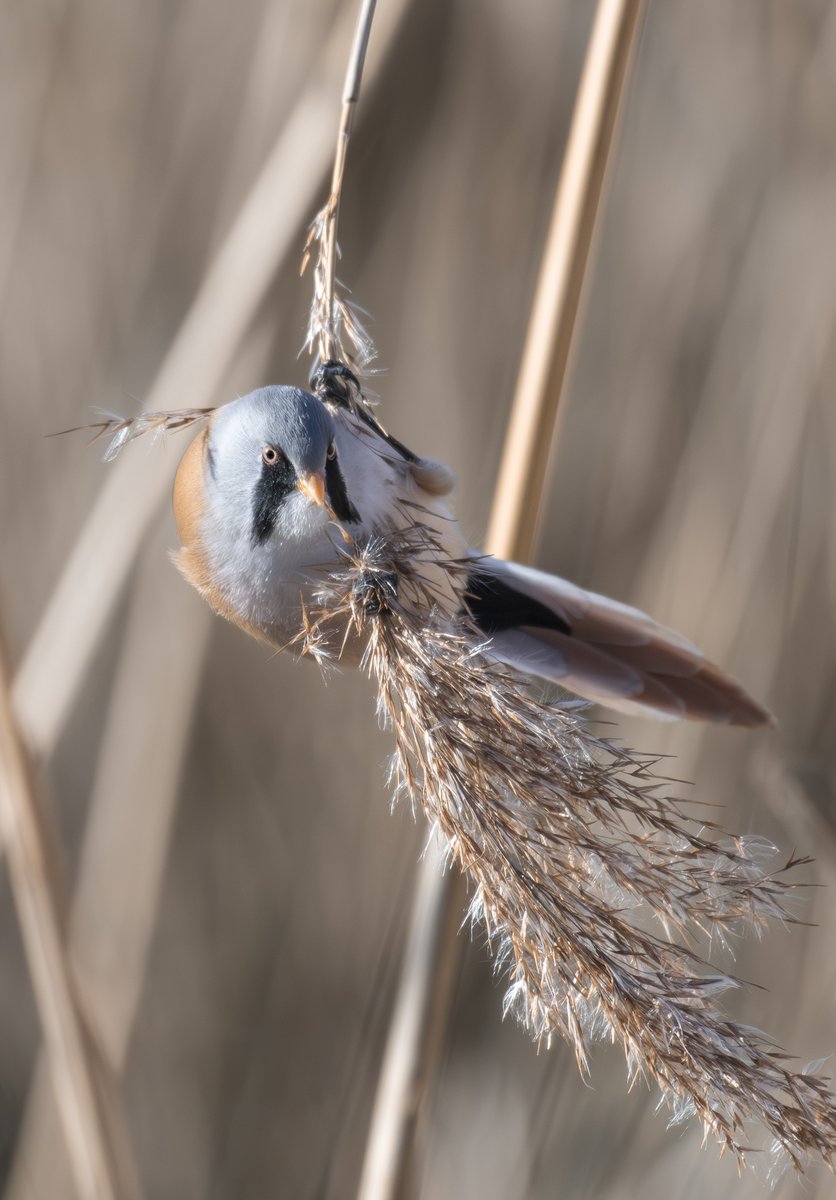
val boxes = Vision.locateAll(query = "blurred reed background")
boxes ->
[2,1,836,1197]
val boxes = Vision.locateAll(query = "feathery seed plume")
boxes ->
[297,526,836,1174]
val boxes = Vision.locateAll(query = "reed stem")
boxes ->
[314,0,378,364]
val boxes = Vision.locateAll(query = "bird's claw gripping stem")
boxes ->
[311,360,361,409]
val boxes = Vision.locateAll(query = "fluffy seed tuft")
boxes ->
[297,526,836,1173]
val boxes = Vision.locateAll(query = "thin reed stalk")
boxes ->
[490,0,646,562]
[306,0,378,366]
[357,3,646,1196]
[0,633,140,1200]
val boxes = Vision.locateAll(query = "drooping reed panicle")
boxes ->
[296,526,836,1175]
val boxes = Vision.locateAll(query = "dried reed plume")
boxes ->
[298,526,836,1175]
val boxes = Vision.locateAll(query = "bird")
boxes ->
[171,381,772,727]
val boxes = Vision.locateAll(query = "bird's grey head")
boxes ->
[207,385,336,546]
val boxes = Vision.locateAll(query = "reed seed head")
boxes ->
[298,527,836,1175]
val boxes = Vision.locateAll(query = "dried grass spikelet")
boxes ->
[56,409,215,461]
[302,206,376,385]
[297,525,836,1175]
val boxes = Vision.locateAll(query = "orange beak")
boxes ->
[297,471,327,509]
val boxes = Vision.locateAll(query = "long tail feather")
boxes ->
[468,560,773,727]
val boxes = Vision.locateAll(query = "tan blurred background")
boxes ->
[2,1,836,1197]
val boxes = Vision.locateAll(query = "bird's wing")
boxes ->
[339,403,456,496]
[465,559,773,727]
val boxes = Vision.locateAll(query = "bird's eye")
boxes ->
[326,441,337,461]
[262,445,280,466]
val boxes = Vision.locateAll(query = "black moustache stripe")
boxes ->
[251,454,296,545]
[325,452,360,523]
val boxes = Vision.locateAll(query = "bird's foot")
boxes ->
[311,360,361,410]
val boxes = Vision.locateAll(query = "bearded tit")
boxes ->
[171,383,771,726]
